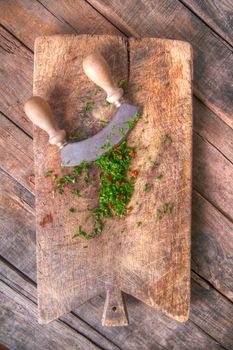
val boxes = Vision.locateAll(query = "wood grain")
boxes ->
[192,191,233,302]
[193,133,233,220]
[0,27,33,135]
[0,0,120,51]
[0,113,34,193]
[33,34,192,325]
[87,0,233,128]
[182,0,233,46]
[193,98,233,162]
[0,281,101,350]
[1,261,231,350]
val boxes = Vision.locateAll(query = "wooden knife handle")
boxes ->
[24,96,66,148]
[83,52,123,106]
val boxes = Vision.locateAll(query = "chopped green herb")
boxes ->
[163,203,173,214]
[72,189,80,196]
[94,140,138,218]
[124,111,141,129]
[144,183,153,192]
[157,208,164,220]
[72,226,92,240]
[83,245,88,248]
[69,207,75,213]
[99,120,109,126]
[161,134,172,145]
[104,101,112,107]
[55,188,64,195]
[165,82,170,88]
[156,174,163,180]
[44,170,52,177]
[85,101,94,111]
[136,221,142,228]
[118,79,126,90]
[134,84,142,92]
[69,129,79,140]
[151,161,160,169]
[100,142,112,150]
[117,127,126,136]
[92,89,100,96]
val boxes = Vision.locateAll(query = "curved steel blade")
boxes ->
[61,103,140,166]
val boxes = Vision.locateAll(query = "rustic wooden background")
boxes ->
[0,1,232,349]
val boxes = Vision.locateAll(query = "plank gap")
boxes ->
[0,23,33,54]
[84,0,128,37]
[178,0,233,50]
[193,188,233,224]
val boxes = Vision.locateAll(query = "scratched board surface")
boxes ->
[33,35,192,325]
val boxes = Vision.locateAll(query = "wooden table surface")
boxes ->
[0,1,232,349]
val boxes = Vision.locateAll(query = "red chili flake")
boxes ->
[114,146,119,151]
[117,155,122,159]
[129,151,136,157]
[39,213,53,227]
[106,175,112,183]
[118,194,124,201]
[117,181,121,186]
[131,170,138,178]
[108,203,114,209]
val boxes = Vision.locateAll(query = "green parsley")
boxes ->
[69,207,75,213]
[157,208,163,220]
[134,84,142,92]
[156,174,163,180]
[124,112,141,129]
[72,226,92,240]
[104,101,112,107]
[44,170,52,177]
[161,134,172,145]
[85,101,94,111]
[144,183,153,192]
[118,79,126,90]
[136,221,142,228]
[151,161,160,169]
[163,203,173,214]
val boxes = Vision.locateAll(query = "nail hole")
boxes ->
[112,306,117,312]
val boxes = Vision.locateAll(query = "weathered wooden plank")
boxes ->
[0,0,120,51]
[181,0,233,46]
[0,265,120,350]
[193,98,233,163]
[0,26,33,135]
[76,284,233,350]
[0,281,101,350]
[192,191,233,302]
[87,0,233,128]
[193,133,233,220]
[191,272,233,349]
[0,113,34,193]
[1,260,230,350]
[0,169,36,280]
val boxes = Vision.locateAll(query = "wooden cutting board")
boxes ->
[33,35,192,326]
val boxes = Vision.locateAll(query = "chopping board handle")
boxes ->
[83,52,124,106]
[102,288,128,327]
[24,96,66,149]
